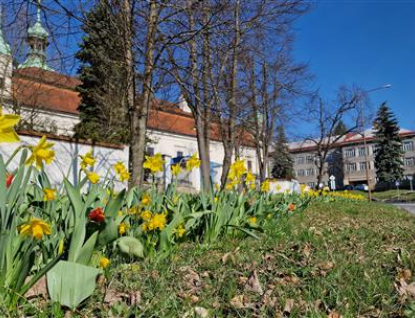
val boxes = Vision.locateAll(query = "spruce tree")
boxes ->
[333,120,348,136]
[271,126,294,179]
[373,102,404,183]
[75,0,129,143]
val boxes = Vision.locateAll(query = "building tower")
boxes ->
[0,5,12,102]
[18,0,53,71]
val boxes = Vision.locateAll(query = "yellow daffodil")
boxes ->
[171,164,182,177]
[228,159,246,180]
[174,224,186,238]
[119,169,130,182]
[87,171,100,184]
[118,222,129,235]
[26,136,55,169]
[214,197,219,203]
[141,193,151,206]
[147,213,167,231]
[0,113,20,143]
[261,179,270,192]
[249,182,256,190]
[113,161,129,181]
[43,188,56,201]
[99,257,110,269]
[79,150,96,170]
[114,161,126,174]
[186,153,201,171]
[143,153,164,174]
[19,218,52,240]
[140,210,152,221]
[246,172,255,183]
[248,217,257,225]
[128,206,140,215]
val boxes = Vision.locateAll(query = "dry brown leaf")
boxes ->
[244,270,263,294]
[406,282,415,296]
[230,295,245,309]
[318,261,335,271]
[190,295,200,303]
[194,306,209,317]
[238,276,248,285]
[327,310,342,318]
[104,288,126,305]
[303,244,311,259]
[283,298,294,314]
[222,247,240,264]
[25,275,48,299]
[129,290,141,306]
[396,268,412,281]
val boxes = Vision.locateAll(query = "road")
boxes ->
[394,203,415,216]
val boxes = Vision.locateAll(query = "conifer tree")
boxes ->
[271,126,294,179]
[75,0,129,143]
[373,102,404,183]
[333,120,348,136]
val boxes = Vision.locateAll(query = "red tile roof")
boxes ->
[11,68,255,146]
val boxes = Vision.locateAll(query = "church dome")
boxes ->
[27,20,48,39]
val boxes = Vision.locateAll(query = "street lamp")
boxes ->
[360,84,392,201]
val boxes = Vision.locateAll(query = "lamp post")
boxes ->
[360,84,392,201]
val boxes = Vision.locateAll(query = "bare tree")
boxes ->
[303,86,367,187]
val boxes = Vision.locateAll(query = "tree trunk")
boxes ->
[129,0,158,187]
[219,0,240,186]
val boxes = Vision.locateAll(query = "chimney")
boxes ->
[178,94,192,113]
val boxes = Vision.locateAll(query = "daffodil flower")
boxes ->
[186,153,201,171]
[26,136,55,169]
[143,153,165,173]
[79,150,96,170]
[171,164,182,177]
[0,113,21,143]
[87,171,100,184]
[43,188,56,201]
[19,218,52,240]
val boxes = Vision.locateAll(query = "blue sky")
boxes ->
[293,0,415,131]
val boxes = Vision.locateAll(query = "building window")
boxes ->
[305,168,315,176]
[402,141,414,152]
[146,147,154,156]
[346,163,357,172]
[359,162,368,171]
[297,169,305,177]
[372,144,379,154]
[296,156,304,164]
[247,160,253,171]
[345,148,356,158]
[358,147,367,157]
[306,155,314,164]
[404,157,415,166]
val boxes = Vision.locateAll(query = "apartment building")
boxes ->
[290,129,415,188]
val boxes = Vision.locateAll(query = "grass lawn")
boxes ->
[23,201,415,317]
[371,190,415,202]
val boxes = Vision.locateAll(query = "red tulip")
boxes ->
[88,207,105,223]
[6,174,13,188]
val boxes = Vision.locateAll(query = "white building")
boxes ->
[0,4,261,191]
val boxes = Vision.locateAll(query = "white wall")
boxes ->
[147,130,260,189]
[0,134,129,189]
[0,131,260,192]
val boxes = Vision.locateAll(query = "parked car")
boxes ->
[338,185,354,191]
[354,184,369,192]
